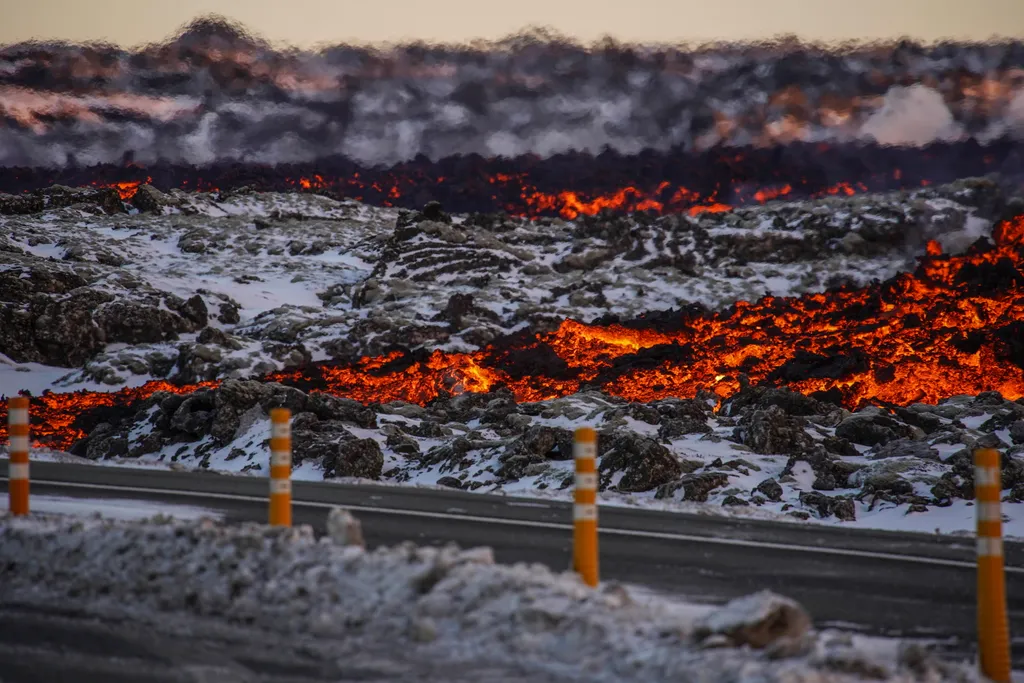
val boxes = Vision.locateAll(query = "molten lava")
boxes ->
[2,139,1017,220]
[92,177,152,200]
[3,216,1024,451]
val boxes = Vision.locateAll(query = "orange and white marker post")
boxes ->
[7,396,30,516]
[573,426,599,587]
[269,408,292,527]
[974,447,1011,683]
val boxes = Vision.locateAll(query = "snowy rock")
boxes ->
[870,439,940,461]
[693,590,812,649]
[322,438,384,480]
[599,433,682,492]
[732,405,814,455]
[656,472,731,502]
[325,507,365,548]
[130,184,175,213]
[1009,420,1024,445]
[835,413,917,447]
[754,478,784,502]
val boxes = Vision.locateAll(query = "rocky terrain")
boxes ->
[2,177,1024,535]
[1,177,1013,389]
[58,376,1024,534]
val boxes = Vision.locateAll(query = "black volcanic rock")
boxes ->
[600,432,683,493]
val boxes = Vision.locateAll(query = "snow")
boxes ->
[0,493,223,521]
[0,354,156,395]
[0,512,985,682]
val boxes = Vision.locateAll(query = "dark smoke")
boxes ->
[1,15,1023,169]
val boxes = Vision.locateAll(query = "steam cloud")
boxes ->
[1,16,1022,169]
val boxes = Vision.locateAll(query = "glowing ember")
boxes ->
[3,216,1023,451]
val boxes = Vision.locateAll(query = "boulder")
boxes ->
[732,405,814,455]
[322,438,384,480]
[658,417,712,440]
[723,386,832,417]
[799,491,857,520]
[130,184,175,213]
[325,508,365,548]
[862,472,915,496]
[693,591,812,649]
[870,438,939,461]
[1010,420,1024,445]
[754,478,784,502]
[600,433,683,492]
[94,301,192,345]
[656,472,730,502]
[835,413,916,447]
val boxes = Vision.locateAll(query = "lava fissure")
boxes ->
[3,216,1023,451]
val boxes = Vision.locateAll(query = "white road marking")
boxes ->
[6,477,1022,573]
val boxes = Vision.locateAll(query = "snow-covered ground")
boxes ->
[25,382,1024,539]
[0,492,223,521]
[0,511,991,682]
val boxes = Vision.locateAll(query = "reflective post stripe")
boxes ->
[269,408,292,527]
[974,448,1011,683]
[573,426,599,587]
[7,396,29,516]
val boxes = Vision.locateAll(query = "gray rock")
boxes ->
[385,430,421,456]
[832,498,857,521]
[170,393,216,437]
[812,473,837,491]
[723,386,831,418]
[835,413,915,447]
[755,478,784,502]
[732,405,813,455]
[306,392,377,428]
[655,472,731,502]
[658,417,712,440]
[799,491,856,520]
[870,438,939,460]
[601,433,683,493]
[512,425,575,460]
[216,380,273,411]
[862,472,915,496]
[693,591,811,649]
[830,461,866,487]
[130,184,175,213]
[322,438,384,479]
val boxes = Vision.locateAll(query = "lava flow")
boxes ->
[3,216,1024,451]
[1,139,1020,220]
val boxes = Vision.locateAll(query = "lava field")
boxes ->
[3,20,1024,526]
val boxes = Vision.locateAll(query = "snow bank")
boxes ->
[0,512,979,682]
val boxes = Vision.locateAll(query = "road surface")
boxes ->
[2,460,1023,673]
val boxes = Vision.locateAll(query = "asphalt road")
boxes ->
[2,460,1024,671]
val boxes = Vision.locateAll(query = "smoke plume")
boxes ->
[1,16,1022,169]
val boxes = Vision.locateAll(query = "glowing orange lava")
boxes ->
[3,216,1023,451]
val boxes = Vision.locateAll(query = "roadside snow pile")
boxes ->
[63,379,1024,536]
[0,513,978,682]
[0,177,1012,391]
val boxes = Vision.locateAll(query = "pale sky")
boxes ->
[0,0,1022,47]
